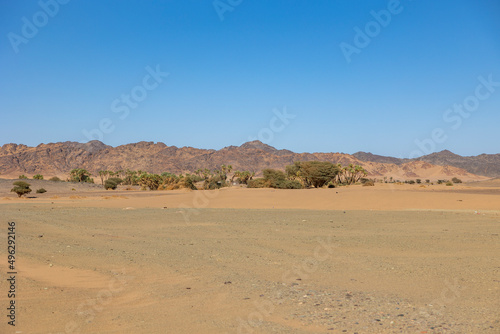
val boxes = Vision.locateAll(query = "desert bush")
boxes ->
[361,178,375,186]
[188,174,204,183]
[247,178,270,188]
[446,181,453,186]
[451,177,462,183]
[49,176,62,182]
[200,165,232,190]
[122,170,139,185]
[416,179,421,184]
[33,174,44,180]
[260,169,303,189]
[138,173,162,190]
[203,175,225,190]
[406,180,416,184]
[18,175,28,179]
[425,179,430,184]
[283,180,303,189]
[437,179,448,185]
[180,175,198,190]
[104,180,118,190]
[36,188,47,193]
[231,171,255,185]
[338,164,367,185]
[162,174,197,190]
[69,169,93,183]
[263,169,287,188]
[11,181,32,197]
[286,161,340,188]
[159,173,180,189]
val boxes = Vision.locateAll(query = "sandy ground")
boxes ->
[0,180,499,333]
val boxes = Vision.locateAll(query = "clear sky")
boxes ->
[1,0,499,158]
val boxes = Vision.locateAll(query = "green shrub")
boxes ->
[182,175,198,190]
[203,175,225,190]
[263,169,286,187]
[451,177,462,183]
[406,180,416,184]
[104,180,118,190]
[446,181,453,186]
[69,169,93,183]
[36,188,47,193]
[138,173,162,190]
[33,174,44,180]
[416,179,421,184]
[18,175,28,179]
[49,176,62,182]
[11,181,32,197]
[247,178,270,188]
[232,171,255,185]
[283,180,303,189]
[257,169,304,189]
[425,179,430,184]
[286,161,340,188]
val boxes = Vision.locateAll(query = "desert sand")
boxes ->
[0,180,499,333]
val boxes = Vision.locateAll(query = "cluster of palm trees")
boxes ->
[69,168,93,183]
[70,162,368,190]
[335,164,368,185]
[97,170,125,185]
[95,165,248,190]
[231,170,255,184]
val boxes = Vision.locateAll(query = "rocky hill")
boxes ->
[354,150,500,178]
[0,140,490,181]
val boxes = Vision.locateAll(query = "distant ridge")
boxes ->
[0,141,493,181]
[354,150,500,178]
[353,152,405,165]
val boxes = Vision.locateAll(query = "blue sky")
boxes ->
[1,0,499,157]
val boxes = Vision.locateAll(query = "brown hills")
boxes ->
[0,140,491,181]
[354,150,500,177]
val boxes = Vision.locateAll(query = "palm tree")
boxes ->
[70,168,91,182]
[98,170,109,185]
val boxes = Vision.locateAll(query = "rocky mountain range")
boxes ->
[353,150,500,178]
[0,140,495,181]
